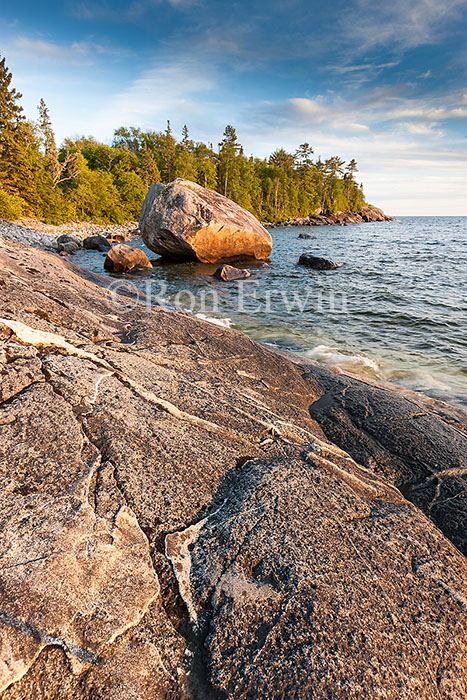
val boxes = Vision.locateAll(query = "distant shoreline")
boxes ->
[263,204,393,228]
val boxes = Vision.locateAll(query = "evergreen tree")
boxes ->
[161,120,176,182]
[0,55,27,200]
[218,125,240,198]
[174,125,196,181]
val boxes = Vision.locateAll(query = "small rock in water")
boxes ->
[57,234,81,254]
[83,235,111,252]
[213,264,251,281]
[298,254,343,270]
[104,244,152,273]
[298,233,313,239]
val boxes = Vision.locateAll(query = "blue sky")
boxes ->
[1,0,466,214]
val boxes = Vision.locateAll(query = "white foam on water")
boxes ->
[194,313,232,328]
[305,344,380,375]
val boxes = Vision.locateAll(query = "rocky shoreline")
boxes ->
[264,204,393,228]
[0,234,466,699]
[0,218,138,251]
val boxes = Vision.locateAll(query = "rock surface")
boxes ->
[83,235,111,252]
[298,254,344,270]
[141,179,273,263]
[138,183,165,232]
[213,264,251,281]
[103,244,152,273]
[57,234,81,254]
[0,237,466,699]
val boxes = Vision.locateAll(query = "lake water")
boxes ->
[73,216,467,409]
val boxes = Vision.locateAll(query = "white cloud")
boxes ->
[399,121,443,136]
[338,0,466,52]
[328,61,400,75]
[10,35,129,65]
[94,58,218,134]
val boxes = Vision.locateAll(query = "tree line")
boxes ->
[0,55,365,224]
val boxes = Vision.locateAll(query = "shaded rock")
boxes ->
[57,235,81,254]
[213,264,251,281]
[83,235,111,252]
[141,179,272,263]
[138,183,165,232]
[300,363,467,555]
[103,244,152,273]
[298,233,313,239]
[298,254,343,270]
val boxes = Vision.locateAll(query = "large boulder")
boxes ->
[104,244,152,273]
[138,183,165,232]
[141,179,273,263]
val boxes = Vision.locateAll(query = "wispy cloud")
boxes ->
[328,61,400,75]
[10,35,129,64]
[337,0,466,52]
[71,0,201,22]
[94,57,218,133]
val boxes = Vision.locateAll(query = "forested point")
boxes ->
[0,55,366,225]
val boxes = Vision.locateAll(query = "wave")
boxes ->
[304,344,380,375]
[195,313,232,328]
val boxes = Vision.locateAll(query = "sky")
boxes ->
[1,0,466,215]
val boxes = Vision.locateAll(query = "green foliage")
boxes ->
[0,54,368,225]
[0,189,27,219]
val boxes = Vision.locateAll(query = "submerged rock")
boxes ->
[213,264,251,281]
[83,235,111,252]
[104,244,152,272]
[298,254,344,270]
[141,178,273,263]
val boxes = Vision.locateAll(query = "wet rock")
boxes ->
[298,233,313,239]
[83,235,111,252]
[57,234,81,254]
[213,264,251,281]
[104,244,152,273]
[301,364,467,555]
[298,254,344,270]
[141,179,272,263]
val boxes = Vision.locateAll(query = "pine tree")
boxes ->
[174,125,196,181]
[218,125,240,198]
[161,120,176,182]
[295,142,314,169]
[0,55,27,198]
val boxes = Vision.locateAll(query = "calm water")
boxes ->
[73,217,467,409]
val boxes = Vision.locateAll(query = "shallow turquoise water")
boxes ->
[73,216,467,409]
